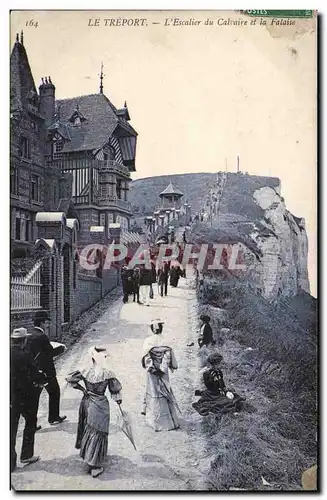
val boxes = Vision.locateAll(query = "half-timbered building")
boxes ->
[10,32,139,338]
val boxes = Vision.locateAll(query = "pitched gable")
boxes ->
[10,38,38,112]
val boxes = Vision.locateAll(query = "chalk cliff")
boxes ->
[249,185,310,300]
[192,172,310,302]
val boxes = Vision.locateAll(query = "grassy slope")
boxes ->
[130,173,218,215]
[130,172,281,255]
[196,271,317,491]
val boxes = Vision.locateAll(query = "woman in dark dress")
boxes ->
[192,353,245,416]
[198,315,215,347]
[66,346,122,478]
[170,266,182,287]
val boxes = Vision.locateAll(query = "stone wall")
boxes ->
[72,273,103,320]
[102,267,120,295]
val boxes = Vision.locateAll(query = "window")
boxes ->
[53,185,57,208]
[100,184,107,197]
[51,257,56,292]
[31,121,38,132]
[15,214,20,240]
[118,216,128,233]
[107,213,114,238]
[99,212,106,226]
[73,253,79,289]
[31,174,40,202]
[14,211,31,241]
[103,145,115,162]
[20,137,30,159]
[73,261,77,288]
[117,179,122,199]
[10,167,18,195]
[52,139,64,160]
[123,181,128,201]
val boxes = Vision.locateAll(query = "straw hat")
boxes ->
[150,318,165,326]
[11,327,31,339]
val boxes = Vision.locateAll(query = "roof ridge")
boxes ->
[56,93,104,102]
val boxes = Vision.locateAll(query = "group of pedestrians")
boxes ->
[120,253,186,305]
[121,259,156,306]
[11,311,66,472]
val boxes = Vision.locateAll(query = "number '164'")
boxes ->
[26,20,38,27]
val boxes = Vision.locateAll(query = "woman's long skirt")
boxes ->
[145,372,179,432]
[76,393,109,467]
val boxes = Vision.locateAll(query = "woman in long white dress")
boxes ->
[142,320,180,432]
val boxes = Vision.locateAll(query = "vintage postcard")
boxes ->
[10,9,317,491]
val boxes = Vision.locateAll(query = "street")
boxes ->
[12,270,209,491]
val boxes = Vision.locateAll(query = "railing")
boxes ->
[99,160,130,178]
[72,195,89,205]
[47,158,130,178]
[11,261,42,311]
[96,196,131,211]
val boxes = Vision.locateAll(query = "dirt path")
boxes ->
[12,270,209,491]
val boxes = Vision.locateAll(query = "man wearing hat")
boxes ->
[28,311,66,426]
[11,327,47,471]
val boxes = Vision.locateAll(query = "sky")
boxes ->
[10,10,317,296]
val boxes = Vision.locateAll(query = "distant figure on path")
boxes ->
[121,265,133,303]
[11,328,47,471]
[149,259,157,299]
[198,315,215,348]
[170,265,183,288]
[66,346,122,478]
[139,266,152,306]
[132,267,141,303]
[28,311,67,427]
[157,262,170,297]
[142,320,180,432]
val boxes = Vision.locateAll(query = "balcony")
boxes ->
[47,158,131,179]
[95,196,131,212]
[99,160,130,178]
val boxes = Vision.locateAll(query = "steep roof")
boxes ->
[10,37,38,112]
[55,93,137,153]
[159,182,184,197]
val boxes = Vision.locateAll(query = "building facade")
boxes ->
[10,33,138,337]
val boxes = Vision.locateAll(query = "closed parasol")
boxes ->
[116,405,137,451]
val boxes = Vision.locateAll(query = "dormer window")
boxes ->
[103,145,115,162]
[68,105,86,127]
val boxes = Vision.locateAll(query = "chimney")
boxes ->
[39,76,55,128]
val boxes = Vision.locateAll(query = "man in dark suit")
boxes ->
[11,327,47,471]
[158,261,170,297]
[28,311,66,427]
[121,265,133,303]
[132,267,141,303]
